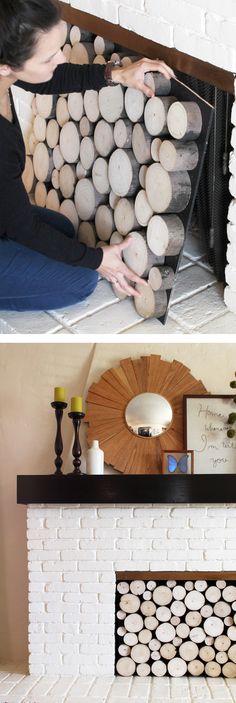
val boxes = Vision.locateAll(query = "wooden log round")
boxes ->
[34,181,48,207]
[31,96,38,117]
[70,26,93,44]
[159,139,199,171]
[155,623,176,643]
[170,601,186,617]
[155,606,171,622]
[147,214,185,256]
[214,635,231,651]
[70,41,95,65]
[80,136,97,171]
[144,96,176,136]
[124,613,144,632]
[167,657,187,677]
[188,659,205,676]
[148,265,175,291]
[78,221,96,247]
[153,586,172,606]
[92,157,110,194]
[59,164,76,199]
[116,657,136,676]
[171,616,181,627]
[136,663,151,676]
[222,662,236,677]
[79,115,94,137]
[147,581,156,591]
[33,143,53,183]
[228,644,236,663]
[176,623,189,639]
[145,163,191,213]
[60,122,80,163]
[144,72,171,96]
[179,641,199,662]
[109,191,120,209]
[74,178,105,220]
[216,580,227,589]
[195,580,207,592]
[138,629,152,644]
[114,197,138,235]
[185,581,194,591]
[139,165,148,189]
[62,43,71,62]
[143,591,152,601]
[216,651,228,664]
[76,162,88,180]
[35,94,56,119]
[119,593,140,613]
[117,610,126,620]
[216,600,234,618]
[149,639,161,651]
[172,585,186,600]
[203,617,224,637]
[99,84,125,123]
[134,189,153,227]
[227,625,236,641]
[117,626,126,637]
[189,627,206,644]
[132,123,152,164]
[124,632,138,646]
[186,597,205,617]
[60,200,79,233]
[173,636,182,646]
[223,585,236,602]
[140,600,156,617]
[51,169,60,190]
[167,101,202,140]
[200,605,213,618]
[122,231,157,277]
[84,89,100,123]
[53,145,64,171]
[205,636,214,646]
[22,156,35,194]
[33,114,46,142]
[94,119,115,157]
[118,644,130,656]
[151,660,167,676]
[144,616,158,630]
[28,131,38,155]
[95,240,108,249]
[95,204,114,241]
[185,611,202,627]
[108,149,140,197]
[151,137,162,162]
[56,97,69,127]
[131,643,150,663]
[205,586,221,603]
[94,35,115,55]
[160,643,176,660]
[225,616,234,626]
[114,118,133,149]
[46,189,60,211]
[67,92,84,122]
[110,231,123,245]
[46,119,59,150]
[125,87,146,123]
[205,661,221,677]
[93,54,106,65]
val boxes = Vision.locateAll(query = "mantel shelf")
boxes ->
[17,474,236,505]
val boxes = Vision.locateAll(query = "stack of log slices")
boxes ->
[24,20,202,319]
[116,578,236,677]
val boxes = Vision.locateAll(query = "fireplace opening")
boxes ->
[115,572,236,678]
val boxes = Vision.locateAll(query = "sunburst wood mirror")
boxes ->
[85,355,207,473]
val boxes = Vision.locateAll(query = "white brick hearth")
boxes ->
[27,504,236,677]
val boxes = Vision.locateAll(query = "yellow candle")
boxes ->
[54,387,65,402]
[71,396,83,413]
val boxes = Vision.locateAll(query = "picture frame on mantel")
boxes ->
[184,395,236,474]
[162,449,194,475]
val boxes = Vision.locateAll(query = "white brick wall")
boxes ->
[27,504,236,676]
[70,0,236,72]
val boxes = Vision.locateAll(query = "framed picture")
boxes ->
[184,395,235,474]
[162,450,194,475]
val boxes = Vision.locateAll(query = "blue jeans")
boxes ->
[0,206,98,311]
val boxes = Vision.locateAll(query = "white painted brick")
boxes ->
[63,571,98,582]
[117,518,153,527]
[98,508,133,517]
[80,539,115,549]
[98,593,115,603]
[114,561,150,570]
[206,14,236,49]
[205,528,236,538]
[134,508,170,517]
[150,561,186,570]
[28,562,43,571]
[146,0,205,33]
[28,550,60,561]
[45,583,80,592]
[45,518,79,528]
[119,6,173,46]
[28,508,61,518]
[78,561,113,571]
[168,549,203,560]
[29,602,45,613]
[43,539,78,549]
[116,538,152,549]
[58,528,92,538]
[174,26,235,71]
[153,518,187,527]
[189,539,224,549]
[71,0,118,23]
[189,517,226,527]
[187,561,223,570]
[132,549,168,561]
[27,529,57,539]
[30,571,62,581]
[61,550,94,560]
[81,518,115,527]
[42,561,77,571]
[94,528,128,538]
[153,539,187,550]
[62,507,97,518]
[131,529,167,538]
[97,549,131,560]
[167,528,203,538]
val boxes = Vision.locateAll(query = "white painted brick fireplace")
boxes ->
[27,503,236,677]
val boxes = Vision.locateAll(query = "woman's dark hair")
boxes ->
[0,0,61,69]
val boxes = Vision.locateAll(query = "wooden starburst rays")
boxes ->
[85,355,207,474]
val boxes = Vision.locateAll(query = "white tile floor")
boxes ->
[0,233,233,335]
[1,665,236,703]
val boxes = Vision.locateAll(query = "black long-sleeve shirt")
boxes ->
[0,64,108,268]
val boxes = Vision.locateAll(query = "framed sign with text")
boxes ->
[184,395,236,474]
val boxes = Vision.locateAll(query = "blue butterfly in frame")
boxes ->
[167,454,189,474]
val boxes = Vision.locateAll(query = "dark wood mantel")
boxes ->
[17,474,236,505]
[60,1,234,94]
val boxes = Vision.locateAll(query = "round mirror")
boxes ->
[125,392,173,438]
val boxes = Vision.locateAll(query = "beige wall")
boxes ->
[1,340,236,665]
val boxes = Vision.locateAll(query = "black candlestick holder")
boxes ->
[68,411,85,475]
[51,401,67,475]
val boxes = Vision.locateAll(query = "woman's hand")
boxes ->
[111,57,175,98]
[97,237,148,297]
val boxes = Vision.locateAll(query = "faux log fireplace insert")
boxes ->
[26,2,235,323]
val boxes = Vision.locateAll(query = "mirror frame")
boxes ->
[85,355,207,474]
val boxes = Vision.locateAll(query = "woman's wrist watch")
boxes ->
[104,61,120,86]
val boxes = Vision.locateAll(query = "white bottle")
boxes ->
[86,440,104,475]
